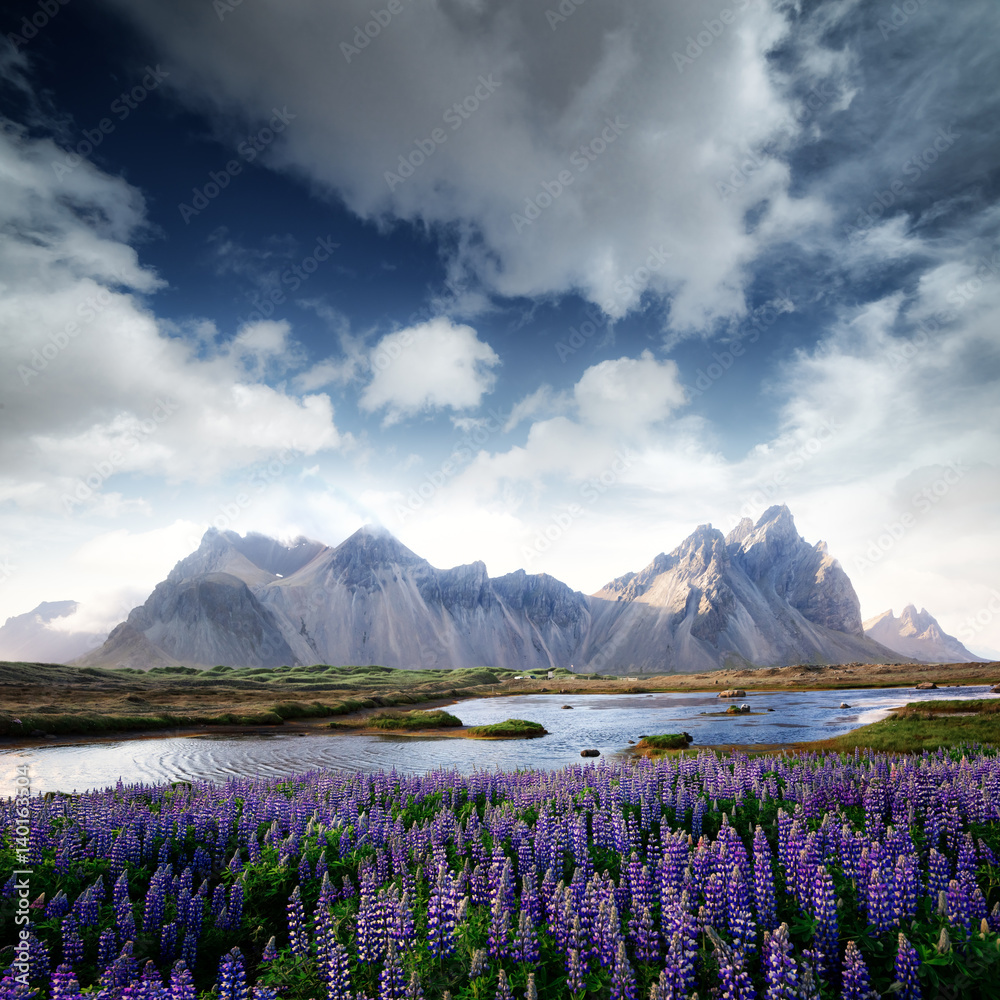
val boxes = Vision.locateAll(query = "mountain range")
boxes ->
[0,601,105,664]
[73,504,933,673]
[863,605,987,664]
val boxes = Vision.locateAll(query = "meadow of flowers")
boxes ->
[4,747,1000,999]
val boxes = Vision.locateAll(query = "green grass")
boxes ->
[638,732,693,751]
[466,718,547,738]
[823,713,1000,753]
[365,709,464,730]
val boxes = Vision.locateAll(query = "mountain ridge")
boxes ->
[75,507,908,673]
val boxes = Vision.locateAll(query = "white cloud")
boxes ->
[98,0,833,331]
[0,126,344,513]
[574,351,686,431]
[360,317,500,425]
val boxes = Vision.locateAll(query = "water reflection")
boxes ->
[1,684,995,795]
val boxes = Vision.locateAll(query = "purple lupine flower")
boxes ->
[44,891,70,922]
[378,939,406,1000]
[945,879,970,934]
[160,922,178,964]
[260,937,278,963]
[893,933,922,1000]
[324,940,351,1000]
[610,941,636,1000]
[404,971,423,1000]
[513,910,540,966]
[867,866,892,934]
[286,886,307,958]
[494,969,513,1000]
[566,949,585,995]
[763,923,798,1000]
[488,896,511,958]
[97,927,119,969]
[49,964,83,1000]
[216,948,249,1000]
[168,960,195,1000]
[812,867,838,974]
[842,941,877,1000]
[469,948,488,979]
[727,865,757,956]
[752,826,777,932]
[60,917,83,968]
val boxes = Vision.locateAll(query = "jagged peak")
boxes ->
[332,525,425,565]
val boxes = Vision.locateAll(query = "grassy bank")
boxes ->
[810,698,1000,753]
[466,718,548,738]
[364,709,464,731]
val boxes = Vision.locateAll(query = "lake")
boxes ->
[1,684,995,796]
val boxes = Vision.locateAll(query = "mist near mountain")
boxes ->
[863,605,987,664]
[0,601,106,664]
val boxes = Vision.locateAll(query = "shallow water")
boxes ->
[1,684,995,795]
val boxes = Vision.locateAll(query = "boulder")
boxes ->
[718,689,747,698]
[840,702,851,709]
[580,748,600,757]
[561,705,573,709]
[915,681,937,690]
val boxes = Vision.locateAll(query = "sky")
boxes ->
[0,0,998,658]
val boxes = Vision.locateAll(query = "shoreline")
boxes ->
[2,659,997,749]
